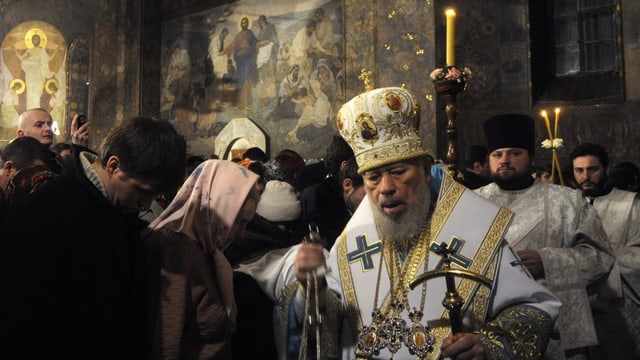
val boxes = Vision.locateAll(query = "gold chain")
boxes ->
[355,222,435,359]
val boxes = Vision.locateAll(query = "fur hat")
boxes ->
[483,114,536,155]
[263,159,294,185]
[336,87,429,174]
[256,180,301,222]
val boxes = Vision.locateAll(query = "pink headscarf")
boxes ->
[147,159,259,330]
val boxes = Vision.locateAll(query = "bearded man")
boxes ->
[224,17,258,108]
[239,88,560,360]
[475,114,614,360]
[569,142,640,359]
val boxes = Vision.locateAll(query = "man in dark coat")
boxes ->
[0,117,186,360]
[458,144,491,189]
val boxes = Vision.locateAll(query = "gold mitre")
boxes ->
[336,87,429,174]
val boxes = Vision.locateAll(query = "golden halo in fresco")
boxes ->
[24,28,48,49]
[236,16,252,32]
[9,79,26,95]
[45,78,59,95]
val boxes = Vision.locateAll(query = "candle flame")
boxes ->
[553,107,561,138]
[445,9,456,16]
[539,108,564,186]
[540,110,553,140]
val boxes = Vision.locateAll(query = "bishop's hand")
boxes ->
[295,242,326,288]
[440,333,486,360]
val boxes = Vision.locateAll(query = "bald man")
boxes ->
[17,108,54,148]
[18,108,89,148]
[17,108,90,173]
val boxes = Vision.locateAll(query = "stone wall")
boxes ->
[0,0,142,149]
[4,0,637,168]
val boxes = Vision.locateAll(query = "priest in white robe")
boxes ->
[569,142,640,359]
[475,114,614,360]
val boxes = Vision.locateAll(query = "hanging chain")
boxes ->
[300,223,325,360]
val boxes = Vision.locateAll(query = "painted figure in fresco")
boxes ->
[161,43,191,113]
[46,79,65,129]
[207,27,230,109]
[313,8,334,53]
[276,41,292,82]
[209,27,230,80]
[286,79,330,143]
[290,20,328,78]
[256,15,280,107]
[1,79,24,128]
[310,59,337,111]
[224,17,258,109]
[14,32,57,109]
[274,64,308,119]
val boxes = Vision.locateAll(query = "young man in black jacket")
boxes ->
[1,116,186,360]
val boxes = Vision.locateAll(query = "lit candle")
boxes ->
[540,110,553,140]
[445,9,456,66]
[554,107,560,138]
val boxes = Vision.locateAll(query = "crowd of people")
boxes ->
[0,84,638,360]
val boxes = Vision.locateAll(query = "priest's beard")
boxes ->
[579,176,609,198]
[491,163,535,190]
[370,178,431,245]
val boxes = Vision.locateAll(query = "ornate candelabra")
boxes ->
[435,80,466,178]
[431,66,471,178]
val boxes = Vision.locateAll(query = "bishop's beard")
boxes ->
[370,179,431,245]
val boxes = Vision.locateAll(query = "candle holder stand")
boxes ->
[435,79,467,178]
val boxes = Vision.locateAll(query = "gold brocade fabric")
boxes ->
[336,174,516,359]
[479,304,554,360]
[279,281,341,360]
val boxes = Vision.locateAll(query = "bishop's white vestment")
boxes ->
[240,176,561,359]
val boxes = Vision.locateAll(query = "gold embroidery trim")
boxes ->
[339,173,514,359]
[338,230,364,338]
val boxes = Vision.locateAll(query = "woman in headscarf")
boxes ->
[143,160,260,360]
[273,64,309,118]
